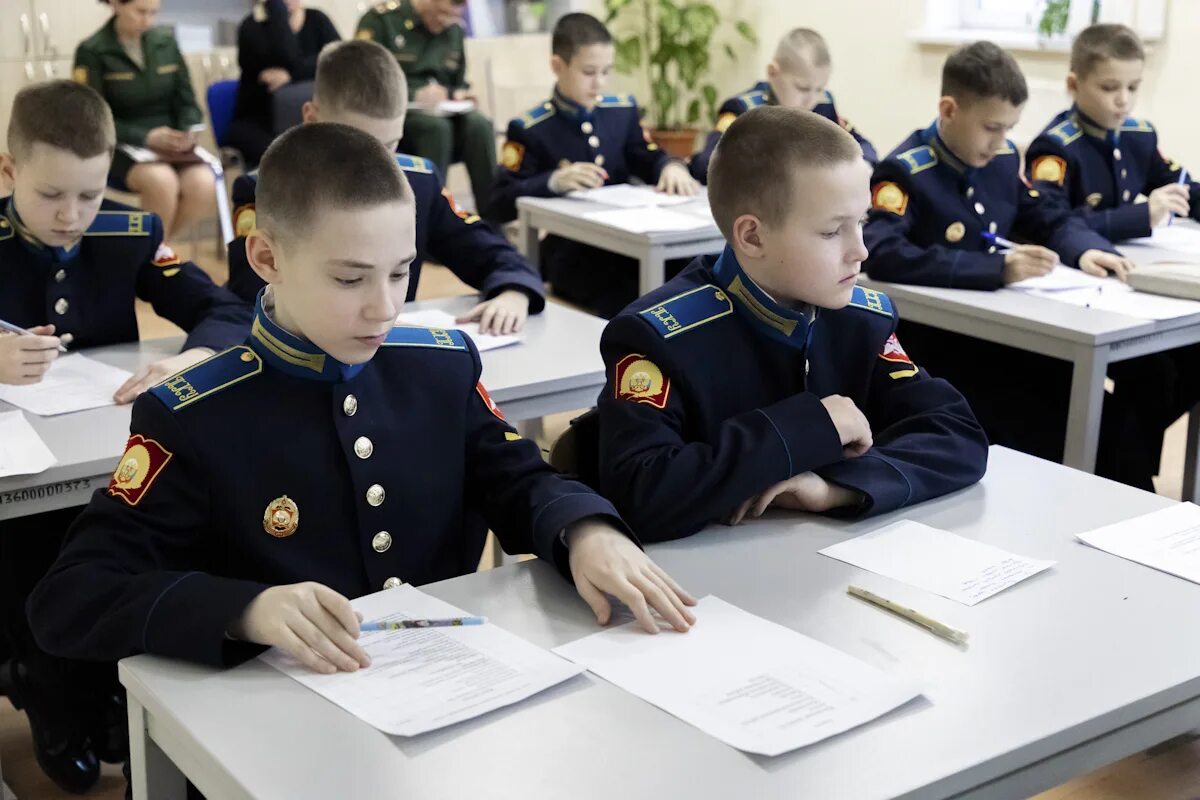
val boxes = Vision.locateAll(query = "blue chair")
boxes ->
[205,79,239,150]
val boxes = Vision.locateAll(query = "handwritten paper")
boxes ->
[567,184,695,208]
[1076,502,1200,584]
[583,206,714,233]
[0,354,131,416]
[819,521,1055,606]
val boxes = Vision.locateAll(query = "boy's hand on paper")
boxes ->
[566,520,697,634]
[1001,245,1056,284]
[656,162,699,196]
[456,290,529,335]
[113,347,212,404]
[1079,250,1133,281]
[549,162,608,193]
[231,582,371,675]
[0,325,60,385]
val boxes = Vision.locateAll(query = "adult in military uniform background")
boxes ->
[75,0,214,238]
[356,0,497,211]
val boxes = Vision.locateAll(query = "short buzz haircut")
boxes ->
[708,106,861,240]
[314,39,407,119]
[7,80,115,161]
[551,12,612,62]
[774,28,831,72]
[941,41,1028,107]
[256,123,413,241]
[1071,23,1145,77]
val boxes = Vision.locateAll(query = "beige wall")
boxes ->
[586,0,1199,168]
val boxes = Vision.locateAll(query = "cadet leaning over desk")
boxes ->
[596,107,987,542]
[861,41,1154,489]
[227,39,543,335]
[1026,22,1200,489]
[688,27,877,182]
[0,80,251,794]
[487,12,699,318]
[75,0,214,239]
[355,0,496,212]
[28,124,696,698]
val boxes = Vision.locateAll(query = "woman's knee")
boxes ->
[126,164,179,195]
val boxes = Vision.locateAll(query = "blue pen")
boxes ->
[0,318,68,353]
[1169,168,1189,227]
[981,231,1018,250]
[360,616,487,631]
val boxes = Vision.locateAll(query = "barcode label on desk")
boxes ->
[0,478,95,506]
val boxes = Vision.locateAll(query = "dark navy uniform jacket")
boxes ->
[1026,106,1200,242]
[29,293,630,667]
[488,89,671,223]
[226,154,545,310]
[0,197,250,352]
[596,247,988,542]
[688,83,878,182]
[863,123,1117,289]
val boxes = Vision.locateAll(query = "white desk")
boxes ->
[862,224,1200,501]
[0,297,605,521]
[515,195,724,294]
[120,447,1200,800]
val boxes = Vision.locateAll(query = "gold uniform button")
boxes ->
[383,576,402,589]
[594,155,605,166]
[988,245,997,254]
[54,269,66,283]
[372,531,392,553]
[587,135,600,148]
[366,484,385,507]
[354,436,374,459]
[581,121,593,134]
[240,351,254,362]
[54,298,68,315]
[1122,189,1131,201]
[59,332,74,346]
[974,202,985,215]
[343,394,358,416]
[1114,148,1122,161]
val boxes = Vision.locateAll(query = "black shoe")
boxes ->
[6,659,100,794]
[89,689,129,764]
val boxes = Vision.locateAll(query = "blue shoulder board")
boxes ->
[596,94,636,108]
[1048,118,1082,146]
[515,101,555,129]
[817,90,833,106]
[638,284,734,339]
[736,90,768,111]
[1120,117,1154,134]
[149,346,262,412]
[895,145,937,175]
[847,286,893,318]
[996,139,1017,155]
[383,326,469,351]
[395,153,434,173]
[85,210,151,237]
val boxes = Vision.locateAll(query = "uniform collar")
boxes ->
[1070,105,1119,144]
[95,16,165,60]
[248,288,366,383]
[550,86,595,122]
[3,197,80,264]
[710,246,816,350]
[922,121,973,177]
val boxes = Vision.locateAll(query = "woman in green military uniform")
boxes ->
[75,0,214,238]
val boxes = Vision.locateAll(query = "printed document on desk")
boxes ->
[261,585,583,737]
[819,521,1055,606]
[0,354,131,416]
[554,596,920,757]
[583,206,714,233]
[1077,502,1200,584]
[0,411,56,477]
[567,184,694,208]
[1126,224,1200,254]
[395,309,521,352]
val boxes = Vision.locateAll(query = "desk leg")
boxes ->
[517,209,539,268]
[1183,403,1200,503]
[639,246,667,296]
[127,694,186,800]
[1063,346,1107,473]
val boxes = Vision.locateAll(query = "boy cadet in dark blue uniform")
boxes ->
[227,40,543,336]
[487,13,700,318]
[0,81,250,793]
[689,28,877,182]
[861,42,1154,488]
[29,124,696,685]
[596,107,987,542]
[1026,23,1200,479]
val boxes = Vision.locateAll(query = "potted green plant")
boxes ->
[603,0,756,158]
[1037,0,1101,40]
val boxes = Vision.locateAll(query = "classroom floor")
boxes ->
[2,236,1199,799]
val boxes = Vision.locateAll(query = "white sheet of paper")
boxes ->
[1126,224,1200,254]
[261,586,583,737]
[0,410,56,477]
[1008,266,1117,292]
[1076,502,1200,584]
[1036,285,1200,320]
[568,184,694,208]
[819,521,1055,606]
[0,354,132,416]
[553,596,919,757]
[395,309,521,352]
[583,206,713,233]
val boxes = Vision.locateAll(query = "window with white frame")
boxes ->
[916,0,1166,48]
[958,0,1043,31]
